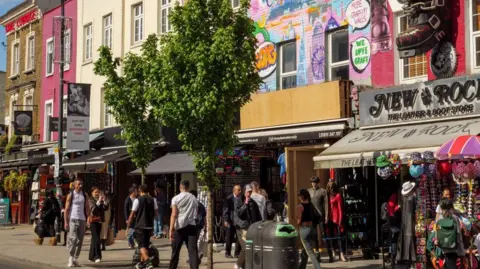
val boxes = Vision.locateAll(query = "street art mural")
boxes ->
[251,0,373,92]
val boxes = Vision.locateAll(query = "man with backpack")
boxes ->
[64,178,90,268]
[435,198,465,269]
[127,184,159,269]
[185,190,206,264]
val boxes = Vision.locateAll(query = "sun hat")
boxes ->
[401,181,416,196]
[423,151,435,163]
[376,155,391,168]
[410,152,424,165]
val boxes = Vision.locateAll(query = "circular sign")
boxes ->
[255,41,277,79]
[350,37,371,73]
[346,0,371,31]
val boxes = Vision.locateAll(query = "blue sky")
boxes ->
[0,0,24,72]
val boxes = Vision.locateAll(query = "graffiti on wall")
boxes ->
[250,0,374,92]
[370,0,392,53]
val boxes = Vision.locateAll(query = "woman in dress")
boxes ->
[88,187,107,263]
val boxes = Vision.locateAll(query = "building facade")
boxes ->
[39,0,78,143]
[0,1,43,144]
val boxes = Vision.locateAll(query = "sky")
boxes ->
[0,0,24,72]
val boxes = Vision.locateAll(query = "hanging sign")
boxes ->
[359,74,480,126]
[67,83,91,150]
[49,117,67,132]
[13,111,33,136]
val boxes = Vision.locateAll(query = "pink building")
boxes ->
[40,0,77,143]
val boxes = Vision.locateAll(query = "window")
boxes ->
[102,89,112,127]
[231,0,240,9]
[327,29,349,81]
[23,95,33,142]
[472,0,480,68]
[161,0,172,33]
[9,99,16,138]
[26,34,35,71]
[84,24,93,61]
[11,41,20,76]
[44,101,53,142]
[64,30,71,70]
[46,38,54,76]
[133,3,144,43]
[398,15,427,81]
[103,14,113,49]
[279,41,297,90]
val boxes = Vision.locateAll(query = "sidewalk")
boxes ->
[0,225,383,269]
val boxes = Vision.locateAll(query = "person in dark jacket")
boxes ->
[35,189,61,246]
[88,187,107,263]
[124,186,138,248]
[234,184,262,269]
[222,185,242,258]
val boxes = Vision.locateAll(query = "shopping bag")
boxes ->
[106,227,115,246]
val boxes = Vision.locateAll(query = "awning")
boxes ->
[236,120,349,144]
[130,152,195,175]
[63,147,128,171]
[0,160,29,170]
[314,117,480,169]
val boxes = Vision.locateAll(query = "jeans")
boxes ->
[127,228,135,246]
[390,228,400,260]
[67,219,86,259]
[235,229,248,268]
[225,225,241,256]
[154,215,163,236]
[325,221,343,257]
[299,226,322,269]
[169,225,199,269]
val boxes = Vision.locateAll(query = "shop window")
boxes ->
[398,14,427,82]
[279,41,297,90]
[327,28,349,81]
[472,0,480,68]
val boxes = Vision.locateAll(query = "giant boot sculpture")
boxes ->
[396,0,451,58]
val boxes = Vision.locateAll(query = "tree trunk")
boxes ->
[207,190,214,269]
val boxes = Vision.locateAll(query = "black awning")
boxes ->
[130,152,195,175]
[63,148,129,172]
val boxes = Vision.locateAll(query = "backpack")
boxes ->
[380,202,388,221]
[436,217,457,250]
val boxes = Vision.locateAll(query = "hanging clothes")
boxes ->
[396,193,417,263]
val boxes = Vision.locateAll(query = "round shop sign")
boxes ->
[255,41,277,79]
[350,37,371,73]
[346,0,371,31]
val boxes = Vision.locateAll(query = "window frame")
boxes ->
[103,13,113,49]
[133,3,144,44]
[25,33,35,72]
[9,97,17,138]
[44,99,54,142]
[11,40,20,77]
[84,23,93,62]
[46,37,55,77]
[397,13,428,83]
[279,40,298,90]
[327,28,349,81]
[64,29,71,70]
[160,0,172,34]
[231,0,240,9]
[469,0,480,71]
[102,89,113,128]
[23,93,34,142]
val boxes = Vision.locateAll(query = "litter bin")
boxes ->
[245,221,298,269]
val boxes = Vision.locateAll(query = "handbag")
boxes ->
[88,216,101,223]
[106,227,115,246]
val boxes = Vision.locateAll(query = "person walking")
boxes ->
[125,186,138,248]
[88,187,107,263]
[235,184,262,269]
[64,178,90,268]
[34,189,61,246]
[222,185,242,258]
[127,184,158,269]
[308,176,329,262]
[168,180,199,269]
[297,189,322,269]
[100,191,112,250]
[185,190,207,264]
[154,185,167,238]
[250,181,266,220]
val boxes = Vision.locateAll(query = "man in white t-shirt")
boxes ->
[168,180,199,269]
[436,188,451,221]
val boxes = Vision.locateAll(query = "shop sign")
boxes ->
[359,74,480,126]
[13,111,33,136]
[315,157,374,169]
[5,9,41,34]
[255,42,277,79]
[237,129,344,145]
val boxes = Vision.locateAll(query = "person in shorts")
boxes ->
[127,184,158,269]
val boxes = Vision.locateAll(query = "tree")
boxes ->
[94,41,161,183]
[147,0,262,267]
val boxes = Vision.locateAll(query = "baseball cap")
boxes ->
[245,184,253,192]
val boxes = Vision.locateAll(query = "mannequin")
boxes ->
[396,181,417,265]
[326,181,347,262]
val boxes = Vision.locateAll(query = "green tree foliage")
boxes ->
[94,42,161,182]
[146,0,262,266]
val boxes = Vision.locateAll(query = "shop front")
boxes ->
[314,74,480,266]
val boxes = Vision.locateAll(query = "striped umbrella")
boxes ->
[436,135,480,160]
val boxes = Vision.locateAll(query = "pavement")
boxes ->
[0,225,384,269]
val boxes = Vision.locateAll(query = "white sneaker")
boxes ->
[72,257,80,267]
[234,264,243,269]
[95,259,101,263]
[67,257,74,268]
